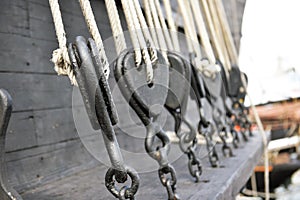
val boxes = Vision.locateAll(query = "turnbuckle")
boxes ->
[68,36,139,199]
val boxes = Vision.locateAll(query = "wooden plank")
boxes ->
[0,5,103,74]
[0,0,112,41]
[0,34,57,74]
[6,106,102,152]
[0,0,251,199]
[0,0,114,74]
[0,1,30,37]
[0,72,72,111]
[34,108,77,147]
[19,133,264,200]
[27,0,113,42]
[6,110,38,152]
[28,3,88,43]
[4,85,171,152]
[6,138,99,193]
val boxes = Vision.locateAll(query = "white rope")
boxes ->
[154,0,174,51]
[177,7,193,54]
[104,0,127,55]
[190,0,216,64]
[120,0,142,66]
[214,0,239,65]
[162,0,180,52]
[127,0,154,83]
[177,0,201,58]
[251,172,258,197]
[177,0,202,70]
[188,0,220,78]
[242,188,277,199]
[78,0,110,79]
[127,0,147,53]
[184,0,199,51]
[249,104,270,200]
[230,0,240,52]
[200,0,225,69]
[132,0,157,63]
[245,79,270,200]
[143,0,159,49]
[146,0,168,61]
[49,0,77,85]
[205,0,231,72]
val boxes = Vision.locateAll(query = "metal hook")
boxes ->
[68,36,140,198]
[114,49,180,199]
[0,89,23,200]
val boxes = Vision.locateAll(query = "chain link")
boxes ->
[158,165,180,200]
[186,139,202,182]
[200,123,220,168]
[105,167,139,200]
[145,123,171,166]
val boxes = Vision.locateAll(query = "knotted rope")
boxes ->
[49,0,111,83]
[49,0,77,85]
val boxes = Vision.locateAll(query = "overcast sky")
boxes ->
[239,0,300,105]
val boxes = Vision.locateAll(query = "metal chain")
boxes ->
[144,122,180,199]
[105,166,139,200]
[178,132,202,182]
[186,139,202,182]
[158,165,180,200]
[198,116,220,167]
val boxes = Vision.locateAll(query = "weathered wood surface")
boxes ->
[20,133,263,200]
[0,0,121,190]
